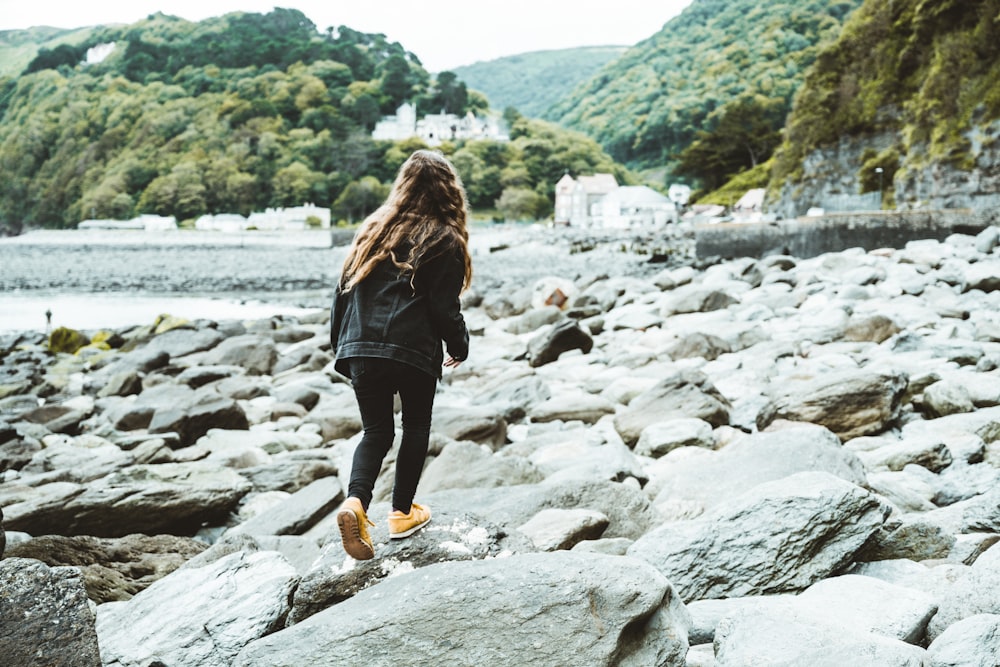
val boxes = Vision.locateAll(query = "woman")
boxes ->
[330,149,472,561]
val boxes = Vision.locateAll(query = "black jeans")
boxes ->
[347,357,437,514]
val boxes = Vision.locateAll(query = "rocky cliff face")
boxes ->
[772,119,1000,218]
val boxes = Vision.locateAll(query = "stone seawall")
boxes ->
[695,209,998,260]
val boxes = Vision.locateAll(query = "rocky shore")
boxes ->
[1,224,999,666]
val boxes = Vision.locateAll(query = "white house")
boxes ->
[599,186,678,228]
[554,173,619,226]
[554,174,676,228]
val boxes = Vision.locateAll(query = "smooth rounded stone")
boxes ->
[927,614,1000,667]
[757,368,908,441]
[949,533,1000,565]
[599,374,658,405]
[182,532,321,576]
[865,470,938,512]
[923,380,976,418]
[964,260,1000,292]
[528,391,616,425]
[0,435,41,472]
[853,436,955,473]
[241,458,338,493]
[216,374,271,400]
[288,507,535,625]
[197,428,322,456]
[527,318,595,367]
[0,506,4,557]
[97,550,298,667]
[843,313,901,343]
[634,418,714,458]
[4,461,252,538]
[629,472,890,602]
[272,382,320,411]
[424,478,660,541]
[4,533,206,603]
[20,434,133,483]
[646,423,867,520]
[604,304,664,331]
[420,440,543,493]
[0,558,101,667]
[96,369,143,397]
[660,284,739,316]
[244,552,690,667]
[530,439,649,486]
[920,486,1000,535]
[142,327,225,358]
[432,405,507,449]
[667,332,732,362]
[516,508,610,551]
[927,556,1000,641]
[571,536,634,556]
[149,388,249,447]
[653,265,697,290]
[199,334,278,375]
[17,403,88,435]
[614,370,731,446]
[713,606,929,667]
[505,305,563,334]
[226,476,343,538]
[175,364,245,388]
[272,347,331,375]
[794,574,937,644]
[901,405,1000,445]
[470,366,551,422]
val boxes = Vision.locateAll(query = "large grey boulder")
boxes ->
[149,387,249,447]
[227,476,343,537]
[629,472,890,601]
[3,533,206,603]
[757,369,908,440]
[419,440,543,493]
[793,575,938,644]
[199,334,278,375]
[289,506,532,624]
[516,507,609,551]
[647,423,867,519]
[97,550,298,667]
[527,318,594,367]
[614,370,731,446]
[4,462,252,537]
[425,478,660,540]
[713,606,929,666]
[927,614,1000,667]
[0,558,101,667]
[432,404,507,448]
[927,551,1000,641]
[240,552,691,667]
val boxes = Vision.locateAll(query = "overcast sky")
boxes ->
[0,0,695,72]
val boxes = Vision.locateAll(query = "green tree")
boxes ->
[676,97,784,190]
[333,176,389,223]
[496,187,547,221]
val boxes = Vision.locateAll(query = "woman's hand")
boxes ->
[443,356,463,368]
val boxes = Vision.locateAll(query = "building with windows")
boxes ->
[554,174,677,228]
[372,103,508,145]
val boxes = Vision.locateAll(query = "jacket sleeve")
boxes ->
[330,285,345,352]
[425,246,470,361]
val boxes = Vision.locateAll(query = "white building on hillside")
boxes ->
[372,103,508,145]
[554,173,620,226]
[78,214,177,231]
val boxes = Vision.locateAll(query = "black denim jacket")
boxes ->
[330,245,469,379]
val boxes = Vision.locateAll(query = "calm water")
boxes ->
[0,292,321,334]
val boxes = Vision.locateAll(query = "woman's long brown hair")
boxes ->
[339,149,473,293]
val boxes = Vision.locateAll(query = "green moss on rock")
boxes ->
[47,327,90,355]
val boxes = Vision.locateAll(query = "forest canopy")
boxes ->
[0,9,632,232]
